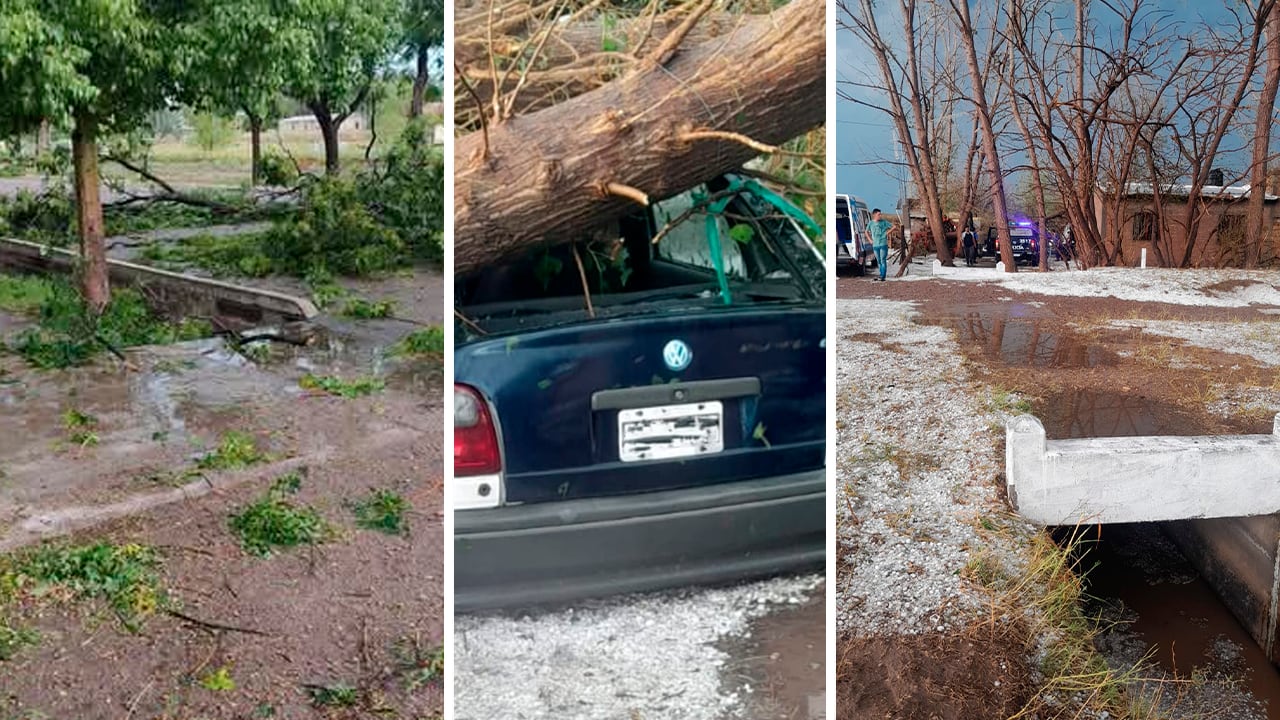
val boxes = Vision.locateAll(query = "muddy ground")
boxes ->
[837,260,1280,719]
[0,285,444,718]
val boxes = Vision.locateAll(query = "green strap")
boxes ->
[740,178,823,237]
[705,193,734,305]
[686,177,823,306]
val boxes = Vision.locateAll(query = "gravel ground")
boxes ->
[835,298,1035,636]
[454,573,823,720]
[970,265,1280,306]
[1108,317,1280,367]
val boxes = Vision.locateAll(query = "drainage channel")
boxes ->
[925,302,1280,717]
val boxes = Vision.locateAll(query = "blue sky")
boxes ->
[835,0,1245,215]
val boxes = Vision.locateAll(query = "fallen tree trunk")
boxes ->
[456,11,747,122]
[454,0,824,275]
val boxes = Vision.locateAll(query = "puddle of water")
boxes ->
[719,595,825,719]
[927,303,1115,369]
[1083,523,1280,719]
[1037,388,1211,439]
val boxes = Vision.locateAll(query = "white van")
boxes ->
[835,194,872,276]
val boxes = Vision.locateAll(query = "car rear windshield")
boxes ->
[456,177,824,338]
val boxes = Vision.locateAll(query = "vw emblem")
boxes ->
[663,339,692,371]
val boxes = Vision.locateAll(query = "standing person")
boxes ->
[867,208,893,281]
[962,227,977,266]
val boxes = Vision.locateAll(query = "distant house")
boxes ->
[276,113,368,133]
[1094,180,1280,266]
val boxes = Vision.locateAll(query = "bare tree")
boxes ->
[1165,5,1269,267]
[839,0,956,267]
[948,0,1015,271]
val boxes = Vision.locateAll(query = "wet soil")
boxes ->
[0,438,444,719]
[719,591,825,719]
[836,619,1033,720]
[0,286,444,717]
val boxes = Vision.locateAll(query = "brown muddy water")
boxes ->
[926,302,1280,717]
[719,593,825,719]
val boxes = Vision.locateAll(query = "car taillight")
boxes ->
[455,384,500,476]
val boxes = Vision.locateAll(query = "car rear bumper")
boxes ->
[454,468,825,612]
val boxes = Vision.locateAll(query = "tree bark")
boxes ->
[249,115,263,187]
[951,0,1015,271]
[456,12,745,125]
[71,116,109,313]
[412,44,429,118]
[1247,2,1280,267]
[310,103,341,176]
[454,0,823,275]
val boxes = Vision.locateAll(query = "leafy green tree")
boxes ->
[0,0,196,311]
[188,0,310,185]
[286,0,401,175]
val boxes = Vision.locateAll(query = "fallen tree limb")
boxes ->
[453,0,824,275]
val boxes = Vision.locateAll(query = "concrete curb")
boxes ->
[1006,413,1280,525]
[0,237,318,324]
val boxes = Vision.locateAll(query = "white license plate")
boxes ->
[618,401,724,462]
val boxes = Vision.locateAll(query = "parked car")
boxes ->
[454,173,827,611]
[835,193,872,275]
[986,222,1041,266]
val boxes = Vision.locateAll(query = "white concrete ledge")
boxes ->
[1006,414,1280,525]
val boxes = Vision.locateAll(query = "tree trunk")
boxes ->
[71,117,109,313]
[36,118,51,156]
[249,116,263,187]
[311,104,341,176]
[952,0,1015,272]
[454,0,823,275]
[456,12,744,123]
[847,0,951,269]
[411,44,428,118]
[1247,4,1280,267]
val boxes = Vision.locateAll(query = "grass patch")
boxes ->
[0,274,57,315]
[199,666,237,692]
[3,277,212,369]
[350,490,408,535]
[228,472,329,556]
[299,374,384,398]
[305,683,359,708]
[61,408,100,448]
[988,529,1164,718]
[0,541,167,643]
[196,431,267,471]
[340,298,395,319]
[393,636,444,691]
[989,388,1033,414]
[138,232,274,278]
[391,327,444,357]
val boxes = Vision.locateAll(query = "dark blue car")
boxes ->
[453,174,827,611]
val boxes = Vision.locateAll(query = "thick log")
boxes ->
[454,0,823,275]
[456,11,746,121]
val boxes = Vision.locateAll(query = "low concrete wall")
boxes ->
[1167,516,1280,664]
[0,238,317,326]
[932,259,1006,275]
[1006,413,1280,525]
[1007,413,1280,667]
